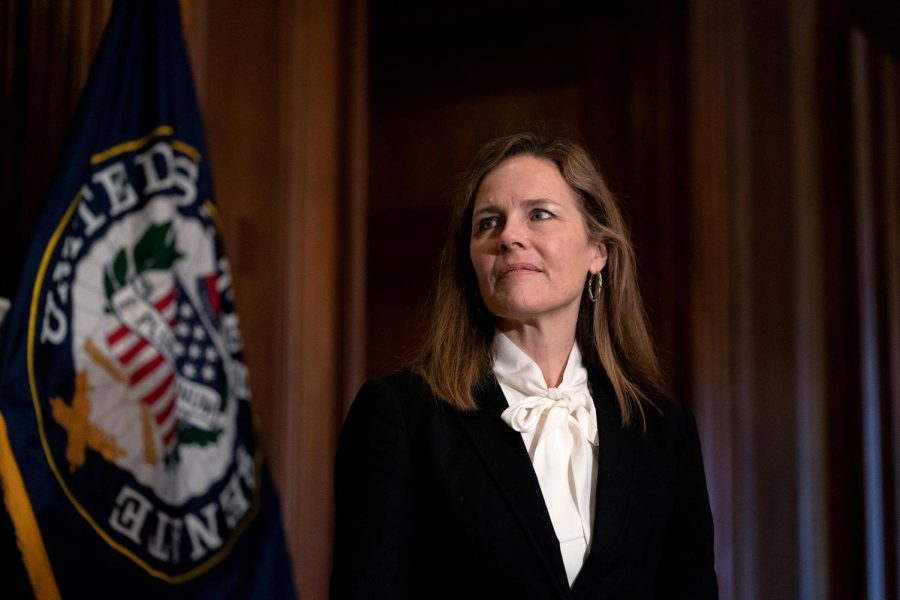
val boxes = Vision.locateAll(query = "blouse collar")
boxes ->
[492,331,589,397]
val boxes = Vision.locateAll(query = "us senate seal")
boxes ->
[30,129,260,580]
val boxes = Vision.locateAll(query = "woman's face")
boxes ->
[469,155,607,330]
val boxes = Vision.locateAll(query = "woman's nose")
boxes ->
[498,219,526,250]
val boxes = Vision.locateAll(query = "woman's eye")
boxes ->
[475,217,499,232]
[531,208,552,220]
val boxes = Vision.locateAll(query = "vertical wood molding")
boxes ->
[850,29,886,600]
[730,2,805,594]
[277,0,341,596]
[882,55,900,599]
[687,2,734,597]
[789,2,830,598]
[340,0,369,412]
[182,1,208,110]
[689,1,824,597]
[725,1,762,596]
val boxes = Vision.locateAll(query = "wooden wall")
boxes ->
[0,1,115,299]
[3,1,898,599]
[687,2,900,597]
[367,1,900,599]
[189,2,366,596]
[367,2,693,402]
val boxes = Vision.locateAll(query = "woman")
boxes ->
[331,133,717,599]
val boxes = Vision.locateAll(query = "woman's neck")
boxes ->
[496,320,576,388]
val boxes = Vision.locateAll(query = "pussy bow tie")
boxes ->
[499,376,598,545]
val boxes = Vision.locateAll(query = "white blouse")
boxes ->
[492,332,599,587]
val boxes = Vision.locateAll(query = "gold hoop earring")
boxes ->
[587,272,602,303]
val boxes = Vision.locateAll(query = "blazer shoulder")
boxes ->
[356,369,436,401]
[648,393,690,423]
[588,364,694,438]
[638,392,703,455]
[348,369,443,423]
[375,369,433,397]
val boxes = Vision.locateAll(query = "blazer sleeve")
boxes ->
[331,379,414,599]
[656,409,719,598]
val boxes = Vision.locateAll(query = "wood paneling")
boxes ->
[789,1,830,597]
[199,0,284,486]
[5,2,899,599]
[367,4,691,400]
[274,1,342,595]
[685,2,900,598]
[882,52,900,600]
[368,85,584,378]
[687,2,736,594]
[339,0,371,412]
[197,1,350,596]
[0,1,112,298]
[364,2,895,599]
[849,28,900,600]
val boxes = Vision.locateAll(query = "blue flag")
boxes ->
[0,1,296,597]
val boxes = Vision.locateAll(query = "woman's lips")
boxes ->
[496,263,541,280]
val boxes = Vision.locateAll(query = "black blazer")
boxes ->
[331,368,717,599]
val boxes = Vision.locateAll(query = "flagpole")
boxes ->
[0,414,61,600]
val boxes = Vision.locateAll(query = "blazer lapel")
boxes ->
[576,367,639,584]
[452,377,570,597]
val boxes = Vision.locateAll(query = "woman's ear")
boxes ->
[591,241,609,274]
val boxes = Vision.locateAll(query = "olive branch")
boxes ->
[103,221,183,302]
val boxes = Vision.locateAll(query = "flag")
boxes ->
[0,1,296,597]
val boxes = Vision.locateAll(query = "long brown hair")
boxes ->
[412,132,662,426]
